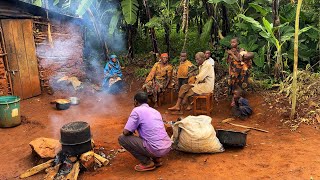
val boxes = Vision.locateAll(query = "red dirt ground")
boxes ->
[0,86,319,180]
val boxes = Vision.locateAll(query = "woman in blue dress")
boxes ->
[102,55,124,94]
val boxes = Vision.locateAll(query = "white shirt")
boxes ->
[191,60,215,94]
[207,57,215,67]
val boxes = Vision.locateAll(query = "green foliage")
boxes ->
[249,2,271,17]
[253,45,265,68]
[145,17,163,28]
[121,0,139,25]
[238,35,259,51]
[76,0,94,17]
[33,0,42,7]
[208,0,237,4]
[200,18,213,43]
[108,11,121,36]
[134,68,150,78]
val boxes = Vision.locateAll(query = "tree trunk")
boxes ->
[221,4,229,36]
[164,23,170,54]
[203,1,214,46]
[182,0,189,51]
[143,0,159,61]
[291,0,303,119]
[272,0,281,40]
[212,4,219,44]
[127,25,134,59]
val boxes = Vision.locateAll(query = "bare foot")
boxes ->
[168,105,180,111]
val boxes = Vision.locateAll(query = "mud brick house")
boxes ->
[0,0,84,99]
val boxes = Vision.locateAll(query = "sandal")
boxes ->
[153,158,163,167]
[134,163,156,172]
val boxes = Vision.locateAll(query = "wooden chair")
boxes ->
[193,92,213,116]
[157,87,174,107]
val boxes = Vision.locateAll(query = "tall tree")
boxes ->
[291,0,303,119]
[143,0,159,61]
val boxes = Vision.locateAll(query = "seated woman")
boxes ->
[142,53,173,107]
[102,55,124,94]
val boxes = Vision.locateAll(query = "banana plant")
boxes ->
[238,14,313,79]
[120,0,139,25]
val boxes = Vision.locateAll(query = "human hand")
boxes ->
[231,101,235,107]
[227,50,233,55]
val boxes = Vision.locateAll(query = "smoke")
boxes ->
[38,1,128,137]
[48,92,121,139]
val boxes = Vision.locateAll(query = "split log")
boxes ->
[44,164,60,180]
[65,161,80,180]
[93,153,109,166]
[20,159,54,178]
[94,158,102,168]
[80,151,95,170]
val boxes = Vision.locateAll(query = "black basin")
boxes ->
[216,129,247,148]
[60,121,91,145]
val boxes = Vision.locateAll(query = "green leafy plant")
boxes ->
[134,68,150,78]
[121,0,139,25]
[238,14,313,78]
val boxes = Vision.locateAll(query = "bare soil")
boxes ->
[0,85,319,180]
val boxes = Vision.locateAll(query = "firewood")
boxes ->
[68,156,78,163]
[65,161,80,180]
[44,164,60,180]
[80,151,94,170]
[93,153,109,166]
[20,159,54,178]
[94,157,102,168]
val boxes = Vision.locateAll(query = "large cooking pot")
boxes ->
[60,121,92,155]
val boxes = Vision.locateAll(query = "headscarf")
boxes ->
[160,53,168,58]
[110,54,117,59]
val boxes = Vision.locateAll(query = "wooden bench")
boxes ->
[157,87,174,107]
[193,92,213,116]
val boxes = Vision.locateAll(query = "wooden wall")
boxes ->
[34,19,84,93]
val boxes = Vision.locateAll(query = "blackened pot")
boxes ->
[61,140,93,156]
[60,121,91,145]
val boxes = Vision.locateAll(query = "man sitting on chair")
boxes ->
[168,52,215,111]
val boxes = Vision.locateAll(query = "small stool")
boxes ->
[193,93,213,116]
[157,88,174,107]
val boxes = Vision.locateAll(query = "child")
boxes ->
[231,88,252,119]
[226,38,254,94]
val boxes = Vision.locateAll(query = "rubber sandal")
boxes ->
[134,163,156,172]
[153,158,163,167]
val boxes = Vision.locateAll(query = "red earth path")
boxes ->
[0,87,319,180]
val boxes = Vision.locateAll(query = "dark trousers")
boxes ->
[118,135,154,165]
[178,78,188,91]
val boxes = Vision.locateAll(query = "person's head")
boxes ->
[233,88,243,100]
[180,51,187,62]
[110,54,117,63]
[195,52,206,65]
[160,53,169,64]
[134,91,148,107]
[230,38,238,48]
[204,50,211,59]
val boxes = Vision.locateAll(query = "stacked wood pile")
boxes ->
[33,19,84,92]
[20,150,110,179]
[0,47,11,95]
